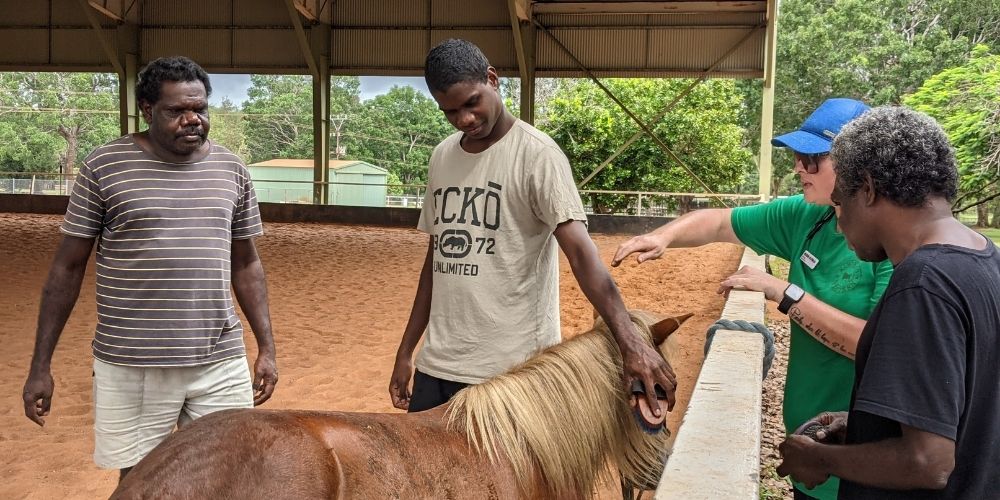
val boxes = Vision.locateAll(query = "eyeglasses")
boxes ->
[796,153,829,174]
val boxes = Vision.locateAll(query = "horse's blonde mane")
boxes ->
[446,311,677,499]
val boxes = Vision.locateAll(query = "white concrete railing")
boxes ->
[656,247,767,499]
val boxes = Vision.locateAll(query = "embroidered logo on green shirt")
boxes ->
[832,262,864,293]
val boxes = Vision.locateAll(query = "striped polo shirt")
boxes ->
[62,136,263,367]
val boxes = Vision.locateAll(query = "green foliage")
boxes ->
[758,463,792,500]
[209,97,248,160]
[905,44,1000,208]
[540,78,753,212]
[978,226,1000,245]
[242,75,361,163]
[342,85,452,185]
[384,170,404,195]
[0,72,119,174]
[742,0,997,194]
[242,75,314,163]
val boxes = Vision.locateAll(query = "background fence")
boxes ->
[0,172,762,217]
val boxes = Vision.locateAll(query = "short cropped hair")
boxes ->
[424,39,489,93]
[831,106,958,207]
[136,56,212,105]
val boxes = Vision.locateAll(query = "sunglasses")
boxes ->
[797,153,829,174]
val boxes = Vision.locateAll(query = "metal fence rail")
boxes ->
[0,172,762,217]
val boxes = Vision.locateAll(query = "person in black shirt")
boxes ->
[776,106,1000,499]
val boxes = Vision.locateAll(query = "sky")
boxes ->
[207,74,431,106]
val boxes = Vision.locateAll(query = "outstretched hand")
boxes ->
[611,233,668,267]
[23,370,54,426]
[252,350,278,406]
[717,265,787,302]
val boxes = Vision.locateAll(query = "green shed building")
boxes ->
[247,159,389,207]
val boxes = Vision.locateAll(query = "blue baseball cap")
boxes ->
[772,98,870,154]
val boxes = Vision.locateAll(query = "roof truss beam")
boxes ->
[534,18,730,204]
[77,0,124,75]
[533,1,765,15]
[577,22,765,188]
[284,0,318,78]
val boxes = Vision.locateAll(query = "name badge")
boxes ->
[800,250,819,269]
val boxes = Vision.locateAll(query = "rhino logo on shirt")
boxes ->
[442,235,467,252]
[438,229,472,258]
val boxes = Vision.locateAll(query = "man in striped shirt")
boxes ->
[21,56,278,481]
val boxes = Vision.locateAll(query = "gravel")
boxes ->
[759,318,793,500]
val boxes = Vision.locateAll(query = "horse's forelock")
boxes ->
[446,312,673,499]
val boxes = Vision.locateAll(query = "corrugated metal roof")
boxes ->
[142,29,233,67]
[234,0,290,25]
[0,29,49,65]
[332,0,430,27]
[142,0,233,26]
[332,29,430,73]
[234,29,307,69]
[0,0,770,78]
[536,12,767,27]
[430,0,509,27]
[52,29,119,66]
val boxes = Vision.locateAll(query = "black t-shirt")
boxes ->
[839,238,1000,499]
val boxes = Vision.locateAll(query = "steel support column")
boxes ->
[79,0,140,136]
[507,0,536,123]
[117,23,140,135]
[311,35,331,205]
[285,0,330,204]
[758,0,779,201]
[519,23,536,124]
[119,52,139,134]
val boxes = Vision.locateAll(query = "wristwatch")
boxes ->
[778,284,805,315]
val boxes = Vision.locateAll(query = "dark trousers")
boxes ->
[407,370,470,413]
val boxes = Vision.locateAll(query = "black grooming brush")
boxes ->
[630,380,668,434]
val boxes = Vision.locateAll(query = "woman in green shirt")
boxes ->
[612,98,893,500]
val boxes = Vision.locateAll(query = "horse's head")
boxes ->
[449,308,694,500]
[591,309,693,360]
[588,309,693,490]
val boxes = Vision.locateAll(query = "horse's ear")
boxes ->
[651,312,694,346]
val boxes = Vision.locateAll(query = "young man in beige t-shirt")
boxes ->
[388,39,675,416]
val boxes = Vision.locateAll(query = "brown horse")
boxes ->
[110,310,690,500]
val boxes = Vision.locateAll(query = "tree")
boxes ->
[541,78,753,213]
[242,75,360,163]
[905,44,1000,226]
[209,97,248,160]
[342,85,451,185]
[741,0,998,195]
[0,72,118,174]
[499,77,561,120]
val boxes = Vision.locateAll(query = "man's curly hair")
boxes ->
[136,56,212,105]
[424,39,489,94]
[831,106,957,207]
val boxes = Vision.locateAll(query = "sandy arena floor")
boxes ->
[0,212,742,499]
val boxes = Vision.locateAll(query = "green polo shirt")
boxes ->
[731,195,893,500]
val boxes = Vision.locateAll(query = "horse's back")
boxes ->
[304,409,523,499]
[111,409,343,499]
[111,408,524,500]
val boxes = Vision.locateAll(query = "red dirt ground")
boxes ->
[0,213,742,499]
